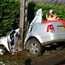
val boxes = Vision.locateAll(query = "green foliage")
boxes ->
[28,2,65,23]
[28,2,36,23]
[0,0,20,36]
[0,1,65,36]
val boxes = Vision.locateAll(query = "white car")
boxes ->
[0,9,65,56]
[24,9,65,56]
[0,28,19,55]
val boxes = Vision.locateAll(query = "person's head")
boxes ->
[49,9,55,15]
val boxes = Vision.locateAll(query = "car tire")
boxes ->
[28,38,44,56]
[0,47,6,55]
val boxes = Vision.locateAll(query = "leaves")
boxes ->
[0,1,65,37]
[0,0,20,36]
[28,2,65,21]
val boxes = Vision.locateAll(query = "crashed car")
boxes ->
[0,9,65,56]
[24,9,65,56]
[0,28,19,55]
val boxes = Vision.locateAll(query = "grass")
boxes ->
[0,47,64,65]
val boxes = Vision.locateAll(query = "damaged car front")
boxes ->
[0,28,19,55]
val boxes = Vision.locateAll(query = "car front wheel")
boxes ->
[0,47,6,55]
[28,38,44,56]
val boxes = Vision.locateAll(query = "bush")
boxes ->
[28,2,65,23]
[0,0,20,36]
[0,1,65,36]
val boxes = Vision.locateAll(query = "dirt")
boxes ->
[0,46,65,65]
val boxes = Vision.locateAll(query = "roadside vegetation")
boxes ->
[28,2,65,22]
[0,0,20,36]
[0,0,65,65]
[0,0,65,37]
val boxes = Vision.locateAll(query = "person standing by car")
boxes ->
[46,9,59,20]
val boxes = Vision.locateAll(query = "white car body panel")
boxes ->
[0,36,10,52]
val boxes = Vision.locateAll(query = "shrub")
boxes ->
[28,2,65,23]
[0,0,20,36]
[0,1,65,36]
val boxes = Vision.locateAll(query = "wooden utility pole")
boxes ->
[24,0,28,38]
[19,0,24,50]
[18,0,27,51]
